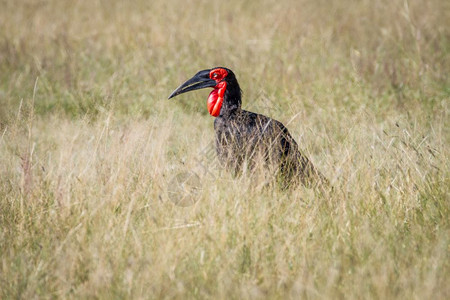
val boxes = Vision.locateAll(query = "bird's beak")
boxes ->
[168,69,216,99]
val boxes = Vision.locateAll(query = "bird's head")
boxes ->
[168,67,241,117]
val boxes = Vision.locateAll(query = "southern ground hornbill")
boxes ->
[168,67,327,188]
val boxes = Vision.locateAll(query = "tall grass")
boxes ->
[1,0,449,298]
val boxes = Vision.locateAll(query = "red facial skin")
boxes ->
[207,68,228,117]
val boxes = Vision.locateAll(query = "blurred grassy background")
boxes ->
[0,0,449,298]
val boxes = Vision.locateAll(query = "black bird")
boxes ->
[168,67,327,188]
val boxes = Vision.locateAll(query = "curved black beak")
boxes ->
[168,69,216,99]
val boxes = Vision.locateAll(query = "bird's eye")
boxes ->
[213,73,218,78]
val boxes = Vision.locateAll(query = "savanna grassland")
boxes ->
[0,0,449,298]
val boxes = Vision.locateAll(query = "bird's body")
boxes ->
[169,67,327,188]
[214,108,323,187]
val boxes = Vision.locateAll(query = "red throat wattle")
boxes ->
[207,81,227,117]
[206,68,228,117]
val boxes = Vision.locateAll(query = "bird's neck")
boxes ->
[220,82,242,117]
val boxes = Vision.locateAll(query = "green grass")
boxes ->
[0,0,449,298]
